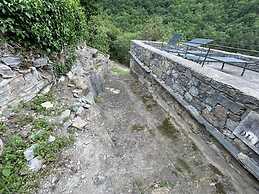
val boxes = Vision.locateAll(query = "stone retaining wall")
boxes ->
[130,40,259,180]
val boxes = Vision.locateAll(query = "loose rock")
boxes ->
[33,57,48,68]
[80,94,95,105]
[1,56,21,68]
[0,63,16,78]
[48,135,56,143]
[41,84,52,95]
[76,107,84,116]
[72,116,87,129]
[24,144,38,161]
[0,138,3,156]
[72,89,82,98]
[41,101,54,109]
[28,157,42,172]
[93,174,106,186]
[151,187,170,194]
[59,76,66,82]
[59,109,71,121]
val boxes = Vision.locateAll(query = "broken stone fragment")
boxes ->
[75,106,84,116]
[74,76,88,90]
[33,57,48,68]
[0,63,16,78]
[83,103,91,109]
[80,94,95,105]
[66,71,73,80]
[48,135,56,143]
[58,76,66,82]
[109,88,120,94]
[24,144,38,161]
[28,157,42,172]
[59,109,71,121]
[41,101,54,109]
[0,138,3,156]
[67,83,75,88]
[72,89,83,98]
[151,187,170,194]
[41,84,52,95]
[72,116,87,129]
[1,56,21,68]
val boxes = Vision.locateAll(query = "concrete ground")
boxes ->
[37,64,259,194]
[205,62,259,85]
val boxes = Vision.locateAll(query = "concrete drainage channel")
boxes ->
[38,66,258,194]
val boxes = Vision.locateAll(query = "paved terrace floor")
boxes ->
[204,63,259,86]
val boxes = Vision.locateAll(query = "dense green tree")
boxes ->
[95,0,259,62]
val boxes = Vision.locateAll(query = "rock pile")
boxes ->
[0,44,52,111]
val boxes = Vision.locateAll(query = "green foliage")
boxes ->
[86,15,114,53]
[24,93,54,113]
[0,119,73,193]
[0,0,88,51]
[0,122,7,135]
[93,0,259,64]
[110,32,138,64]
[53,47,76,77]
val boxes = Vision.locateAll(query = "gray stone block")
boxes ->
[202,105,227,128]
[1,56,21,68]
[216,95,245,115]
[189,86,199,97]
[184,92,193,102]
[226,118,239,131]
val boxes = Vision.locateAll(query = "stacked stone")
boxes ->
[0,45,51,112]
[130,41,259,179]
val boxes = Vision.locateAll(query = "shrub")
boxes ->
[110,32,138,64]
[0,0,88,51]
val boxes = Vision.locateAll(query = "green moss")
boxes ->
[155,180,174,189]
[131,124,145,132]
[209,164,223,176]
[175,158,191,174]
[111,65,130,76]
[0,122,7,135]
[158,118,178,139]
[94,96,103,103]
[215,182,227,194]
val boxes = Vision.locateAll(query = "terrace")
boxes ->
[148,39,259,85]
[130,39,259,180]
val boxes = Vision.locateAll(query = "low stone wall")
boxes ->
[130,40,259,180]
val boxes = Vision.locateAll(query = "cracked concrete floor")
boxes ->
[37,65,259,194]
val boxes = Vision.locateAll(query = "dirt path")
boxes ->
[37,64,259,194]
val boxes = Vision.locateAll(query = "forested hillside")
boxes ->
[1,0,258,65]
[92,0,259,63]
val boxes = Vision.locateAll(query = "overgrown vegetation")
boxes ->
[0,0,87,51]
[0,0,92,76]
[0,91,74,193]
[0,128,73,193]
